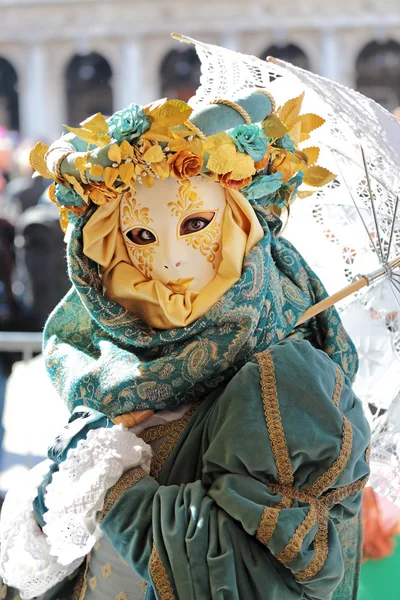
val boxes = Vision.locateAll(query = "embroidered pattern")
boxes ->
[150,544,176,600]
[255,350,294,486]
[149,405,199,479]
[184,219,221,267]
[168,179,203,220]
[256,497,292,546]
[72,554,90,600]
[255,347,366,582]
[120,192,155,279]
[97,466,147,524]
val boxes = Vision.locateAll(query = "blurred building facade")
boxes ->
[0,0,399,140]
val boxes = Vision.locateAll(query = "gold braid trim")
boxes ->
[150,543,176,600]
[255,350,294,486]
[305,415,353,497]
[97,466,147,524]
[332,366,344,408]
[276,504,318,565]
[210,98,252,124]
[183,120,207,141]
[150,405,199,479]
[72,554,90,600]
[295,514,329,582]
[55,151,73,185]
[321,477,369,508]
[256,497,292,546]
[365,444,371,463]
[254,89,277,113]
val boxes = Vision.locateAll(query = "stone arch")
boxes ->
[0,57,19,131]
[260,43,310,70]
[356,40,400,111]
[65,52,113,126]
[160,47,201,102]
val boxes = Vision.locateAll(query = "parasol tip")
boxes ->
[171,33,192,45]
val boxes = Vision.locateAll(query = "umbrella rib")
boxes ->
[324,143,396,198]
[388,279,400,307]
[360,145,385,264]
[387,195,400,262]
[332,149,383,263]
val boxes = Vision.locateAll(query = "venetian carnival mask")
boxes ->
[119,177,226,294]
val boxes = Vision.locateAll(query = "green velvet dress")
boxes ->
[17,337,368,600]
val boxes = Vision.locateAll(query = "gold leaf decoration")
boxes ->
[80,112,109,135]
[189,138,204,156]
[104,167,119,188]
[152,160,170,179]
[108,144,122,164]
[153,99,192,127]
[119,162,135,185]
[120,140,134,160]
[63,174,89,201]
[291,113,325,143]
[89,164,104,178]
[29,142,51,179]
[143,145,165,163]
[302,147,320,166]
[230,153,256,180]
[303,166,336,187]
[168,137,189,152]
[204,132,234,154]
[263,114,288,139]
[206,144,238,175]
[279,92,305,128]
[64,125,111,147]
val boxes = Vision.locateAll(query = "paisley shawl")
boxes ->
[43,204,358,418]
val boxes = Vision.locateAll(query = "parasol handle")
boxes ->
[297,255,400,326]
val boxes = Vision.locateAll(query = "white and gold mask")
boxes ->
[83,179,263,329]
[119,177,226,294]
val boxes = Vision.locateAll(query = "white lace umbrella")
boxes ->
[172,33,400,503]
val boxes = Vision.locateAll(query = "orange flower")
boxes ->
[168,149,202,179]
[218,172,252,190]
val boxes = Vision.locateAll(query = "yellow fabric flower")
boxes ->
[168,149,203,179]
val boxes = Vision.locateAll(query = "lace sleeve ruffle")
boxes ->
[0,425,152,599]
[0,460,82,600]
[43,425,152,566]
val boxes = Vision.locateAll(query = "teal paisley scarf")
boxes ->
[43,204,358,418]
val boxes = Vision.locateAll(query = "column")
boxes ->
[219,33,239,52]
[20,44,47,139]
[115,39,144,110]
[320,29,342,84]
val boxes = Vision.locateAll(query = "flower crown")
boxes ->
[30,93,335,231]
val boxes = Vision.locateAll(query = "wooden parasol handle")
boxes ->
[297,255,400,326]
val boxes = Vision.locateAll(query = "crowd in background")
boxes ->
[0,131,70,405]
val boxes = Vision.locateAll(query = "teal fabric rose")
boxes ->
[273,171,304,207]
[275,133,296,153]
[55,183,86,208]
[107,104,151,142]
[243,172,283,201]
[228,124,268,162]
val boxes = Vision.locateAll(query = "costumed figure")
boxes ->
[0,79,370,600]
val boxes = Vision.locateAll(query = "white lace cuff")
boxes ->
[43,425,152,566]
[0,460,82,600]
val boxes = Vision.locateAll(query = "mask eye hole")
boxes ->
[126,228,156,246]
[180,212,215,237]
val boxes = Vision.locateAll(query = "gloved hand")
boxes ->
[33,406,114,528]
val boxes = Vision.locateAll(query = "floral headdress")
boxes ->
[30,92,335,231]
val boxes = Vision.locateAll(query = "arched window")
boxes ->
[356,40,400,111]
[66,52,113,126]
[0,57,19,131]
[260,43,310,70]
[160,48,201,102]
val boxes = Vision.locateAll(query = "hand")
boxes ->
[113,410,154,429]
